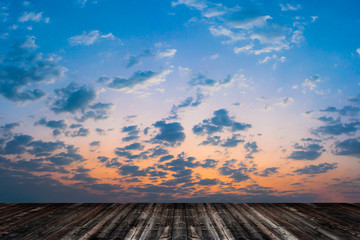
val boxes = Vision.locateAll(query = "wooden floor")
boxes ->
[0,203,359,239]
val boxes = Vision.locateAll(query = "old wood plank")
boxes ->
[195,203,220,240]
[171,203,187,240]
[153,203,175,240]
[46,204,109,240]
[124,203,157,240]
[63,203,119,240]
[78,204,128,240]
[253,203,315,240]
[107,203,147,240]
[185,203,203,239]
[224,203,265,240]
[213,203,251,240]
[138,203,165,240]
[95,203,136,239]
[204,203,234,239]
[244,203,299,240]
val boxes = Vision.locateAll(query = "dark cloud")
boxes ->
[293,162,337,175]
[255,167,279,177]
[312,122,359,136]
[147,146,169,158]
[50,83,96,114]
[197,178,219,186]
[105,70,170,92]
[0,38,65,103]
[348,94,360,105]
[168,91,204,119]
[27,140,65,157]
[151,121,185,146]
[121,125,140,142]
[200,134,244,148]
[319,105,360,116]
[218,160,251,182]
[95,128,106,135]
[89,141,100,147]
[333,137,360,158]
[125,49,152,68]
[47,145,85,165]
[35,118,67,129]
[75,102,113,122]
[68,127,89,137]
[0,122,20,137]
[1,134,33,154]
[244,141,260,159]
[288,141,325,160]
[189,74,232,88]
[159,154,200,172]
[98,156,122,168]
[200,159,218,168]
[193,109,251,135]
[117,164,147,177]
[159,154,174,162]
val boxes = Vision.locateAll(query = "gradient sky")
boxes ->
[0,0,360,203]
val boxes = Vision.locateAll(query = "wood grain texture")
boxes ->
[0,203,359,239]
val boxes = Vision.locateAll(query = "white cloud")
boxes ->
[21,12,47,23]
[158,49,177,58]
[18,11,49,23]
[210,54,219,59]
[311,16,318,22]
[21,36,38,49]
[171,0,207,10]
[357,48,360,56]
[302,75,321,93]
[280,3,301,11]
[234,44,253,54]
[277,97,294,107]
[69,30,114,46]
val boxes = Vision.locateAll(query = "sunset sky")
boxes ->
[0,0,360,202]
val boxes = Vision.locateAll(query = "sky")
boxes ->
[0,0,359,203]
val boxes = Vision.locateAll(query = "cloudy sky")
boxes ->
[0,0,359,202]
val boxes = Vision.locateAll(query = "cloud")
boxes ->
[197,178,219,186]
[0,134,33,154]
[348,94,360,105]
[279,3,301,11]
[75,102,113,122]
[288,141,325,160]
[173,1,305,55]
[47,145,85,165]
[0,122,21,137]
[200,134,244,148]
[157,49,177,58]
[171,0,207,10]
[121,125,140,142]
[244,141,260,159]
[302,74,321,92]
[68,30,114,46]
[277,97,294,107]
[68,127,89,137]
[50,83,96,113]
[18,11,49,23]
[90,141,100,147]
[357,48,360,56]
[105,70,172,93]
[27,140,65,157]
[125,49,152,68]
[0,38,66,103]
[188,74,238,89]
[218,160,251,182]
[151,121,185,146]
[333,138,360,158]
[255,167,279,177]
[293,163,337,175]
[312,122,359,136]
[168,91,204,119]
[193,109,251,135]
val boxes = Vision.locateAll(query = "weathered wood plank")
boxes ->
[0,203,359,239]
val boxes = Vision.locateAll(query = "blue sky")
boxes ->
[0,0,360,202]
